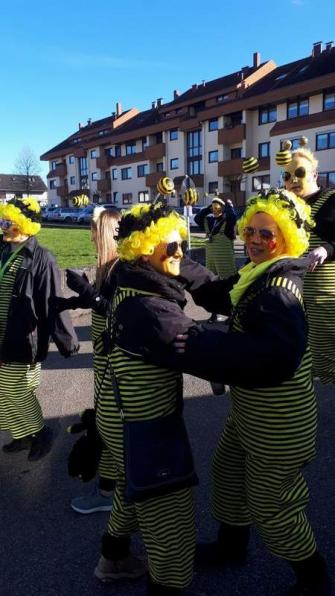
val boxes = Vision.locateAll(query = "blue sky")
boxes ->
[1,0,334,180]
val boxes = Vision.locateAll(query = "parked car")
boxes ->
[77,203,120,224]
[41,206,60,221]
[51,207,80,223]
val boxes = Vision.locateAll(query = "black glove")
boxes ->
[67,409,103,482]
[63,343,80,358]
[66,269,92,296]
[55,296,83,312]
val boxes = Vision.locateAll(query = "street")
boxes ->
[0,299,334,596]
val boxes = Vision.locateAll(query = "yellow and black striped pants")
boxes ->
[212,415,316,561]
[0,362,44,439]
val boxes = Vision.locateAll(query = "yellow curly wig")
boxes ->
[0,197,41,236]
[117,203,187,261]
[237,190,314,257]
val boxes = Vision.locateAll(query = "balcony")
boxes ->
[47,163,67,179]
[145,171,166,187]
[97,178,112,192]
[144,143,166,160]
[97,154,113,170]
[57,183,69,198]
[258,157,270,171]
[73,148,87,158]
[218,124,246,145]
[218,158,243,177]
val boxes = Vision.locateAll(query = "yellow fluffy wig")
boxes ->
[0,197,41,236]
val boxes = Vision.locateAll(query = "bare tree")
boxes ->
[14,146,41,196]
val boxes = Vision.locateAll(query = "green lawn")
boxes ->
[38,227,205,269]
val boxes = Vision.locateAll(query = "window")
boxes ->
[169,129,178,141]
[90,149,97,159]
[316,132,335,151]
[138,190,150,203]
[318,171,335,187]
[259,106,277,125]
[121,167,132,180]
[208,150,218,163]
[287,98,309,119]
[187,129,202,176]
[156,132,163,144]
[105,170,111,179]
[106,147,113,157]
[280,138,301,151]
[68,155,75,164]
[137,164,148,177]
[70,176,75,185]
[113,191,120,203]
[258,142,270,158]
[208,181,218,194]
[122,193,133,205]
[112,168,118,180]
[231,147,242,159]
[323,92,335,111]
[126,141,136,156]
[79,157,88,188]
[156,162,164,172]
[114,145,122,157]
[142,137,148,151]
[170,158,179,170]
[51,160,58,170]
[49,179,56,189]
[91,172,98,181]
[252,175,270,191]
[208,118,218,131]
[217,94,229,103]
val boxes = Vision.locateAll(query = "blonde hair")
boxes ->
[238,189,314,257]
[92,209,120,290]
[117,203,187,261]
[291,147,318,170]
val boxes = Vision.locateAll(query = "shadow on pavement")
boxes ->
[0,386,334,596]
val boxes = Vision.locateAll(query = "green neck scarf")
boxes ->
[230,255,290,307]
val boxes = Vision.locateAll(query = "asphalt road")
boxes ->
[0,298,334,596]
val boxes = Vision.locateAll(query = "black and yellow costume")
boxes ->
[303,187,335,383]
[0,236,78,442]
[194,201,237,279]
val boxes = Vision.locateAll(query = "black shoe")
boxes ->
[2,436,33,453]
[287,551,332,596]
[28,426,54,462]
[195,523,250,568]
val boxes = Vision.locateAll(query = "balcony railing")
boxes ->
[47,163,67,179]
[144,143,166,160]
[218,158,244,177]
[145,171,166,187]
[218,124,246,145]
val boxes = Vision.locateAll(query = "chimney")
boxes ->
[312,41,322,57]
[116,102,122,117]
[253,51,261,68]
[201,80,206,87]
[78,122,83,129]
[173,89,180,99]
[192,84,198,90]
[157,97,163,107]
[325,41,334,51]
[152,100,157,109]
[87,118,92,126]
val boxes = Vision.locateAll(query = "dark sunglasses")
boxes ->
[243,226,276,242]
[282,167,306,182]
[166,240,188,256]
[0,219,13,230]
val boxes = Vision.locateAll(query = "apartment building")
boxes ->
[41,41,335,208]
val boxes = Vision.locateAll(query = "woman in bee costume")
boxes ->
[280,138,335,384]
[194,196,237,322]
[94,202,216,596]
[0,197,79,461]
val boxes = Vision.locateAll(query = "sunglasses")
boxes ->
[166,240,188,257]
[282,167,307,182]
[0,219,13,230]
[243,226,276,242]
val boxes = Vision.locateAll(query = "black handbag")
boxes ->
[110,363,198,503]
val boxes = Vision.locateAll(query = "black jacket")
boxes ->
[0,236,79,364]
[194,203,237,240]
[113,258,308,389]
[306,187,335,259]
